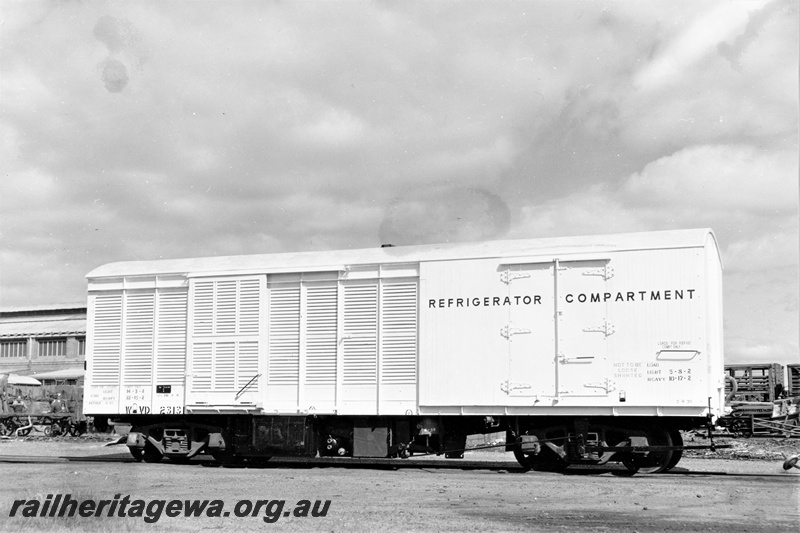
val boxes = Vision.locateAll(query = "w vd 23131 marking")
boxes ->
[124,405,184,414]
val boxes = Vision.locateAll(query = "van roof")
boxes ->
[87,228,720,279]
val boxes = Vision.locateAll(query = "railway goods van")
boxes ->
[788,365,800,397]
[84,229,725,473]
[724,363,785,402]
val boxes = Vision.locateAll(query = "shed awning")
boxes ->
[31,368,85,380]
[0,318,86,338]
[5,374,42,386]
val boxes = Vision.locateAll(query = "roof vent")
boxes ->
[381,244,395,248]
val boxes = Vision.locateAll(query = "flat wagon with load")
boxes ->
[718,363,800,438]
[83,229,726,473]
[1,372,86,437]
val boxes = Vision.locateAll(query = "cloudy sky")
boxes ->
[1,0,797,365]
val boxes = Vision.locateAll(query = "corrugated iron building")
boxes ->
[0,304,86,383]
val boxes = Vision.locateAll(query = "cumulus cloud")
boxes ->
[633,0,759,92]
[380,185,510,245]
[514,142,798,362]
[717,0,790,70]
[623,145,798,214]
[517,144,796,232]
[295,108,367,147]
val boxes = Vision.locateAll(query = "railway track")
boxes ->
[0,452,515,469]
[1,451,796,480]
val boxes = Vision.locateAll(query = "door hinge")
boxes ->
[582,266,614,280]
[584,379,616,393]
[500,269,531,284]
[583,320,615,337]
[500,380,533,394]
[500,325,531,340]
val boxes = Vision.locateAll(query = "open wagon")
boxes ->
[718,397,800,438]
[1,375,87,437]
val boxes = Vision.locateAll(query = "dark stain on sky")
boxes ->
[93,15,135,93]
[99,57,129,93]
[379,185,511,245]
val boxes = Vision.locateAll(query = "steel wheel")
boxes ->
[210,448,235,465]
[142,444,163,463]
[0,421,15,436]
[513,447,569,472]
[664,430,683,471]
[129,448,144,462]
[622,426,673,474]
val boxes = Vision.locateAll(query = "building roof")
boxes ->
[0,303,86,315]
[0,317,86,338]
[0,304,87,338]
[87,228,720,279]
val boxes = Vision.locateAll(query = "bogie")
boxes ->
[509,420,686,474]
[126,422,216,463]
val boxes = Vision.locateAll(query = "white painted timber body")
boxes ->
[83,229,725,420]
